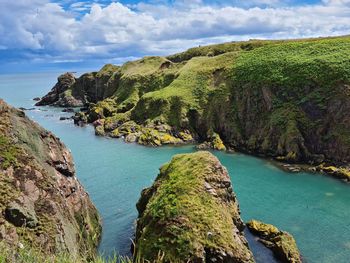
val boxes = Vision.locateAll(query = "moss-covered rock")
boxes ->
[95,125,105,136]
[0,99,101,260]
[137,128,183,147]
[134,151,255,262]
[317,164,350,182]
[247,220,302,263]
[197,133,226,151]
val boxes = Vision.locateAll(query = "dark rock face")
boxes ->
[134,151,255,262]
[247,220,302,263]
[36,64,120,108]
[36,72,77,106]
[0,99,101,259]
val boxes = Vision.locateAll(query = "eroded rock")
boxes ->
[134,151,255,262]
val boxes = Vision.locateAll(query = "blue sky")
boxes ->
[0,0,349,73]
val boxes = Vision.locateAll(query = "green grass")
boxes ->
[131,52,236,126]
[232,37,350,98]
[0,241,168,263]
[135,152,249,262]
[72,35,350,164]
[0,135,19,169]
[0,242,124,263]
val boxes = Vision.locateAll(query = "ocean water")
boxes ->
[1,72,350,263]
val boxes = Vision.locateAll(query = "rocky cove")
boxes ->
[0,36,350,263]
[35,36,350,182]
[0,99,302,263]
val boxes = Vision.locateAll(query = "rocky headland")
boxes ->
[134,151,302,262]
[134,151,255,262]
[36,36,350,182]
[0,99,101,260]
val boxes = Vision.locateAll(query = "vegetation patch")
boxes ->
[0,135,19,169]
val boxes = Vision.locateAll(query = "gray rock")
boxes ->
[5,202,38,228]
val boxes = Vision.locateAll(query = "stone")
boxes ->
[5,202,38,228]
[247,220,302,263]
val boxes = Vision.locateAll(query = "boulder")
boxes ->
[5,202,38,228]
[247,220,302,263]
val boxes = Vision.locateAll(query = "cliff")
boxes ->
[134,151,255,262]
[0,100,101,260]
[37,36,350,179]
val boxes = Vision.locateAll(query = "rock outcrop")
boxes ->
[0,100,101,259]
[134,151,255,262]
[38,36,350,178]
[247,220,302,263]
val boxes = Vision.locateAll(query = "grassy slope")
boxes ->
[68,36,349,166]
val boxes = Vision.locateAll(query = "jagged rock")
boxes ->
[247,220,302,263]
[33,97,41,101]
[134,151,255,262]
[62,108,74,113]
[53,160,74,177]
[35,72,77,106]
[0,99,101,259]
[59,116,72,121]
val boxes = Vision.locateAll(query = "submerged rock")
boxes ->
[247,220,302,263]
[0,99,101,259]
[134,151,255,262]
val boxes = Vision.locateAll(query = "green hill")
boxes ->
[37,36,350,180]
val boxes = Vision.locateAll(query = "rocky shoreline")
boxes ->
[32,100,349,184]
[48,104,350,184]
[35,36,350,185]
[134,151,303,262]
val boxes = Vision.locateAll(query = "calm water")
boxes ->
[1,72,350,263]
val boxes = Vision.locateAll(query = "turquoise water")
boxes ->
[1,72,350,263]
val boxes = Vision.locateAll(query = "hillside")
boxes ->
[37,36,350,180]
[0,100,101,260]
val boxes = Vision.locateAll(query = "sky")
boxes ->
[0,0,349,72]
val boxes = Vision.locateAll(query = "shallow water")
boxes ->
[1,72,350,263]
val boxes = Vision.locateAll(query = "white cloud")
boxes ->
[0,0,349,65]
